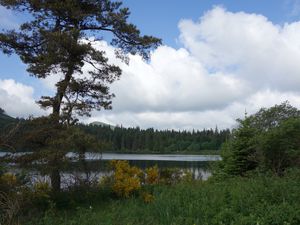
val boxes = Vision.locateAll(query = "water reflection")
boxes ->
[1,152,218,187]
[28,160,214,188]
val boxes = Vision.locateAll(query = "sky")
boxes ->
[1,0,300,130]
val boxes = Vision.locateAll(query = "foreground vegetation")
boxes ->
[27,169,300,225]
[0,102,300,224]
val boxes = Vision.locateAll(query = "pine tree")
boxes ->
[0,0,161,191]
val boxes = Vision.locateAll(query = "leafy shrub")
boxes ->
[26,181,52,211]
[145,166,159,185]
[100,161,195,201]
[159,168,193,185]
[141,192,155,203]
[0,173,17,187]
[110,160,143,198]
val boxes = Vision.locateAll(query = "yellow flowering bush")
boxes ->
[141,192,155,203]
[145,166,159,185]
[100,161,194,201]
[99,174,114,187]
[30,181,51,210]
[0,173,17,186]
[110,160,143,198]
[181,169,194,183]
[34,181,51,195]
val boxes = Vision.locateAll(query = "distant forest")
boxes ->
[79,124,230,153]
[0,109,230,153]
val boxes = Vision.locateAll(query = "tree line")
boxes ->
[0,108,230,153]
[79,124,230,153]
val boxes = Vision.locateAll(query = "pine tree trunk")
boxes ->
[50,168,61,192]
[49,67,74,192]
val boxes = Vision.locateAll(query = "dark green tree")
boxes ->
[0,0,161,191]
[259,118,300,175]
[216,102,300,177]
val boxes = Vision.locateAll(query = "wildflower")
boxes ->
[110,160,142,198]
[1,173,17,186]
[142,192,154,203]
[145,166,159,185]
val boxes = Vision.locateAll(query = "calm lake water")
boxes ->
[0,152,221,186]
[67,152,221,161]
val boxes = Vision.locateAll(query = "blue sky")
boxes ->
[1,0,300,129]
[122,0,300,47]
[1,0,299,78]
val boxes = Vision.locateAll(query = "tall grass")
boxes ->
[27,169,300,225]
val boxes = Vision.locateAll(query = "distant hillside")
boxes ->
[89,121,115,130]
[0,110,16,129]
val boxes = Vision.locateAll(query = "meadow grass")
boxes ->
[27,170,300,225]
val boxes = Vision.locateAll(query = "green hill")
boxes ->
[89,121,116,130]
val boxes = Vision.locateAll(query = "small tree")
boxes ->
[0,0,161,191]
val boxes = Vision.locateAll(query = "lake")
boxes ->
[0,152,221,186]
[66,152,221,161]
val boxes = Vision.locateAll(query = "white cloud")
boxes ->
[0,79,44,117]
[87,7,300,129]
[4,7,300,130]
[87,42,249,113]
[179,7,300,92]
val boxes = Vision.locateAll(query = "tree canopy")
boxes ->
[0,0,161,124]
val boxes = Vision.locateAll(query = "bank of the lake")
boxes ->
[27,169,300,225]
[0,149,221,155]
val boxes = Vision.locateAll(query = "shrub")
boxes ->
[110,160,143,198]
[145,166,159,185]
[0,173,17,186]
[141,192,154,203]
[100,161,194,200]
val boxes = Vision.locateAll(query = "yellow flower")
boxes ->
[142,192,155,203]
[145,166,159,185]
[1,173,17,186]
[110,160,142,198]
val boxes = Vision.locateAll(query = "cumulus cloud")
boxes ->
[87,6,300,129]
[109,45,248,113]
[4,6,300,130]
[179,7,300,92]
[0,79,44,118]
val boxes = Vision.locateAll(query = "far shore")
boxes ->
[0,149,220,155]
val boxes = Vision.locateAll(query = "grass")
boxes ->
[27,169,300,225]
